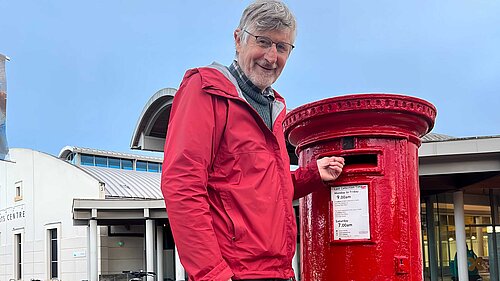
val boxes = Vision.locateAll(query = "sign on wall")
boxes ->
[331,184,370,240]
[0,204,25,224]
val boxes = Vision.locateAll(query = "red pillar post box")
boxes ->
[284,94,436,281]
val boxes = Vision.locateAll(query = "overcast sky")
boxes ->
[1,0,499,156]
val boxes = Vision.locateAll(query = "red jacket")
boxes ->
[161,63,325,281]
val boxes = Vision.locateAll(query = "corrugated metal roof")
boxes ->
[422,133,456,142]
[79,166,162,199]
[59,145,162,162]
[424,134,500,142]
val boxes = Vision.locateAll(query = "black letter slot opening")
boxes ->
[343,153,378,169]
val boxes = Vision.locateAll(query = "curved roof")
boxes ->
[130,88,177,151]
[58,145,162,162]
[57,146,163,199]
[79,165,162,199]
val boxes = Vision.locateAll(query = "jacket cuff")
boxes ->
[199,259,233,281]
[293,161,328,200]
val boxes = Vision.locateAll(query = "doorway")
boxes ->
[422,191,500,281]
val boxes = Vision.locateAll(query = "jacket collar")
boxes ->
[197,62,285,104]
[186,62,287,126]
[204,62,245,100]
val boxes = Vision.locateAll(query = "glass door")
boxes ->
[422,192,500,281]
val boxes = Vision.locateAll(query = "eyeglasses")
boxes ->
[243,30,295,54]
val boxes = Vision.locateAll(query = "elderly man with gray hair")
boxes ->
[161,1,344,280]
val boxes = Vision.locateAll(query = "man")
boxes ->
[161,1,344,280]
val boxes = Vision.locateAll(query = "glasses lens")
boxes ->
[255,36,273,48]
[276,43,291,54]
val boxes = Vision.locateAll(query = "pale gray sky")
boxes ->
[1,0,499,156]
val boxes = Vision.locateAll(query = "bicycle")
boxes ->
[122,270,156,281]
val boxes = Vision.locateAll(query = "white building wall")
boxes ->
[0,148,101,281]
[102,235,145,274]
[97,225,147,275]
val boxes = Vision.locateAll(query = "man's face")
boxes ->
[235,28,293,90]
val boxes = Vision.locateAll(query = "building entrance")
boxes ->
[422,191,500,281]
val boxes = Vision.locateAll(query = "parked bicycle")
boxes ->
[122,270,156,281]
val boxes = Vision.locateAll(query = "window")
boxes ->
[65,153,74,162]
[14,181,22,201]
[136,161,147,172]
[108,157,120,169]
[14,233,22,280]
[77,154,160,172]
[80,154,94,166]
[48,228,58,278]
[95,156,107,167]
[121,159,133,170]
[148,162,160,173]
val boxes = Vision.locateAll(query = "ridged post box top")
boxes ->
[284,93,437,151]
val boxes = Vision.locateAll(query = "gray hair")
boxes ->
[237,0,297,46]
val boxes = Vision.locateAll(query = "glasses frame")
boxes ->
[243,30,295,54]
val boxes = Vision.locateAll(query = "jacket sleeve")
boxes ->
[161,71,233,281]
[292,162,328,200]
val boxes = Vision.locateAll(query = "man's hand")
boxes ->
[317,156,344,182]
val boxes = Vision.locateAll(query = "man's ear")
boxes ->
[234,29,242,53]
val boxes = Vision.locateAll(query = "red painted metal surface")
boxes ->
[284,94,436,281]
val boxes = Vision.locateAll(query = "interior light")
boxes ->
[486,226,500,233]
[449,237,454,242]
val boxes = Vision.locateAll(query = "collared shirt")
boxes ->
[229,60,275,101]
[228,60,275,129]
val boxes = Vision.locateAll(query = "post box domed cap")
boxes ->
[284,93,437,148]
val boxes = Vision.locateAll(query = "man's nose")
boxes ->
[264,44,278,64]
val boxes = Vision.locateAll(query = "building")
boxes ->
[419,135,500,280]
[0,147,178,281]
[1,148,99,280]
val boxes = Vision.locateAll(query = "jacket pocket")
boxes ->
[219,191,245,241]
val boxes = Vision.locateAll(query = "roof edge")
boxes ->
[130,88,177,149]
